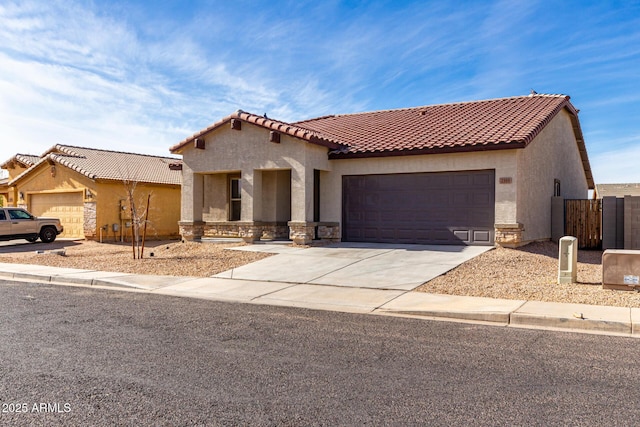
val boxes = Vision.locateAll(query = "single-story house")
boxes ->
[170,94,594,247]
[1,154,40,206]
[595,183,640,199]
[2,145,182,240]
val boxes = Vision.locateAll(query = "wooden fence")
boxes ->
[565,199,602,249]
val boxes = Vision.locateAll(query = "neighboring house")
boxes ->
[2,145,182,240]
[170,94,594,247]
[596,183,640,198]
[0,154,40,206]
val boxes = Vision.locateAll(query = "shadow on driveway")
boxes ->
[0,239,83,254]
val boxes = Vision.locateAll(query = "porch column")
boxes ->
[288,167,315,244]
[238,169,262,242]
[179,171,204,241]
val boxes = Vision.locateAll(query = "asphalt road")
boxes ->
[1,280,640,426]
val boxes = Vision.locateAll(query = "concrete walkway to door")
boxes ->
[213,242,493,291]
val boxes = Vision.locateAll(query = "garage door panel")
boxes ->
[343,170,495,246]
[30,192,84,239]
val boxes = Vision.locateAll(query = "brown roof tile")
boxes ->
[10,145,182,186]
[170,110,343,153]
[170,94,593,187]
[1,153,40,169]
[295,94,575,157]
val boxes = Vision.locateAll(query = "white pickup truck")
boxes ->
[0,207,64,243]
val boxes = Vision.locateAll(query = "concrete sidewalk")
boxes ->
[0,261,638,338]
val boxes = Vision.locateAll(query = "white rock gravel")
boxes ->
[417,241,640,308]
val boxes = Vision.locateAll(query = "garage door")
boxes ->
[30,192,85,238]
[342,170,495,245]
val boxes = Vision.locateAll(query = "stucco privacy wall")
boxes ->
[516,109,589,242]
[180,123,330,224]
[322,149,519,226]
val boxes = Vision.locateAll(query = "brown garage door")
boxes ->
[342,170,495,245]
[30,192,85,238]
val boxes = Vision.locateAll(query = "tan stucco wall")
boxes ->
[94,181,181,240]
[180,123,330,223]
[516,109,589,242]
[11,162,180,240]
[179,110,590,245]
[322,150,519,227]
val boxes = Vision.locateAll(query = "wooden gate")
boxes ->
[565,199,602,249]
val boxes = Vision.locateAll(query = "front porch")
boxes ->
[180,167,338,245]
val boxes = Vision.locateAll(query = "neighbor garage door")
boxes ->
[342,170,495,245]
[30,192,85,238]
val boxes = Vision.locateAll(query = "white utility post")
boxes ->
[558,236,578,284]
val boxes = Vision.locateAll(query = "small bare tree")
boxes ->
[121,178,152,259]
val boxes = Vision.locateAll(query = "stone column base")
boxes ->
[179,221,205,241]
[288,221,341,245]
[238,222,263,243]
[288,222,316,245]
[495,223,524,247]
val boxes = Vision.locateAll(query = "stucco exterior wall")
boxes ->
[516,110,589,242]
[11,162,180,240]
[95,181,181,241]
[17,163,93,196]
[180,123,330,223]
[322,150,519,227]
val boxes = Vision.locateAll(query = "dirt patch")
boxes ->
[416,241,640,308]
[0,240,273,277]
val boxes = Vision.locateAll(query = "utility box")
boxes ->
[558,236,578,284]
[602,249,640,290]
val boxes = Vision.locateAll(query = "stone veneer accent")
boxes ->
[180,220,340,244]
[495,223,524,247]
[179,221,205,241]
[288,221,341,245]
[83,201,97,238]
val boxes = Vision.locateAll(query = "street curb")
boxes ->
[1,268,639,338]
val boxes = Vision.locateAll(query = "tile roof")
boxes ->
[1,153,41,169]
[10,145,182,186]
[170,110,343,153]
[295,94,577,157]
[596,183,640,198]
[170,94,593,187]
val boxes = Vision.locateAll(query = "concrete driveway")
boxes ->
[214,242,493,291]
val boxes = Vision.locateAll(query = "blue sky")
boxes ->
[1,0,639,183]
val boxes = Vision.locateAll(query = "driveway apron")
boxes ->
[215,242,492,290]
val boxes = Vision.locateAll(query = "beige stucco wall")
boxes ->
[179,110,590,245]
[11,162,180,240]
[180,123,330,223]
[322,150,519,227]
[516,109,589,242]
[95,181,181,240]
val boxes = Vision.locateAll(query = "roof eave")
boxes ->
[328,141,528,159]
[170,111,343,154]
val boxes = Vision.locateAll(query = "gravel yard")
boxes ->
[1,239,639,308]
[0,240,273,278]
[417,241,640,308]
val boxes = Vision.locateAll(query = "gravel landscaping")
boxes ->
[0,240,273,278]
[416,241,640,308]
[1,239,639,308]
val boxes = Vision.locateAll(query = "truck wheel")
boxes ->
[40,226,58,243]
[26,236,39,243]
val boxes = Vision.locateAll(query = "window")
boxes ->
[0,210,5,221]
[554,179,561,197]
[8,209,32,220]
[229,177,241,221]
